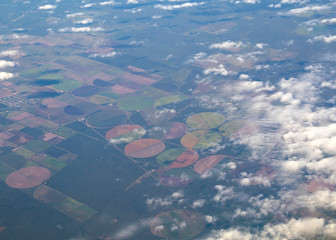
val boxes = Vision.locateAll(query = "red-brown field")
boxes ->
[169,149,199,168]
[163,122,187,140]
[194,155,227,174]
[6,167,51,189]
[124,138,165,158]
[105,124,144,140]
[122,73,156,85]
[42,98,67,109]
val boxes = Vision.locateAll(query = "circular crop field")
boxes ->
[194,155,229,174]
[124,138,165,158]
[64,105,86,115]
[180,130,222,149]
[72,85,100,97]
[87,109,127,128]
[163,122,188,140]
[150,209,206,240]
[93,79,114,87]
[219,120,246,137]
[54,79,81,91]
[156,148,199,168]
[105,124,146,144]
[117,94,154,111]
[6,167,51,189]
[186,112,225,130]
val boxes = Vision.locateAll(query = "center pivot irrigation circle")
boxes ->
[124,138,165,158]
[6,167,51,189]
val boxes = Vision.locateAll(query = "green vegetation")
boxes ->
[37,73,63,80]
[156,148,185,166]
[24,140,53,153]
[20,67,46,78]
[14,147,35,158]
[90,95,115,105]
[296,25,327,36]
[186,112,225,130]
[0,152,26,169]
[87,109,127,128]
[171,68,192,84]
[154,95,190,107]
[181,130,222,150]
[117,95,154,111]
[33,185,97,223]
[194,131,222,149]
[53,79,82,91]
[54,127,77,138]
[219,120,246,137]
[0,161,14,181]
[41,157,67,171]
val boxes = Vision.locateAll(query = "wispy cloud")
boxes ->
[59,27,104,32]
[100,1,115,6]
[113,218,153,239]
[154,2,205,10]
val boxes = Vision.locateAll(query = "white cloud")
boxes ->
[196,63,336,237]
[59,27,104,32]
[0,50,20,57]
[213,186,235,203]
[146,197,173,208]
[172,191,184,199]
[89,51,118,58]
[204,64,230,76]
[206,218,336,239]
[186,52,207,64]
[66,12,84,18]
[193,199,206,207]
[281,0,308,4]
[81,3,96,8]
[255,43,267,49]
[209,41,245,51]
[284,5,330,15]
[0,34,29,40]
[239,175,271,187]
[127,0,138,4]
[109,137,135,144]
[146,191,184,210]
[0,60,15,68]
[38,4,57,10]
[244,0,260,3]
[129,40,144,46]
[154,2,205,10]
[100,1,115,6]
[239,74,249,79]
[205,215,216,223]
[113,219,152,240]
[321,18,336,24]
[108,128,145,144]
[206,228,253,240]
[268,3,281,8]
[75,18,93,24]
[0,72,15,80]
[314,35,336,43]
